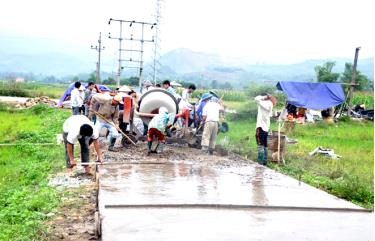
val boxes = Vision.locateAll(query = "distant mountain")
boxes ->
[0,46,373,88]
[0,51,92,76]
[151,48,373,88]
[158,48,225,74]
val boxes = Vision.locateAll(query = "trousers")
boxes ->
[255,127,268,165]
[201,121,219,150]
[95,120,121,139]
[63,133,93,167]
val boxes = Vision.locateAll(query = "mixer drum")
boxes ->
[138,89,179,125]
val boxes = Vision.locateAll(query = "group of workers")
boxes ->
[62,80,225,174]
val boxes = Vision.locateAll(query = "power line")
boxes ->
[108,18,156,87]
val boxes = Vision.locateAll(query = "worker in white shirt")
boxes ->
[201,96,223,155]
[63,115,102,174]
[71,82,85,115]
[181,84,196,102]
[255,94,277,165]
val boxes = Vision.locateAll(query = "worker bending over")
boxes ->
[201,97,223,155]
[90,93,124,152]
[147,107,175,154]
[255,94,277,165]
[63,115,102,174]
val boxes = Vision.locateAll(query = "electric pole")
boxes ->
[91,32,105,84]
[108,19,124,87]
[109,18,156,88]
[347,47,361,116]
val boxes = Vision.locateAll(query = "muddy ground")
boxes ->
[47,174,98,241]
[47,139,255,240]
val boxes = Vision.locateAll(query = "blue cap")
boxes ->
[201,93,212,101]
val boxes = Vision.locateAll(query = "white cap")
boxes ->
[118,85,132,93]
[143,80,152,86]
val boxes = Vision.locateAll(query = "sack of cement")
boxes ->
[309,146,342,159]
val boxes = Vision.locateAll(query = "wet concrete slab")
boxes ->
[97,153,373,241]
[98,163,362,209]
[101,208,373,241]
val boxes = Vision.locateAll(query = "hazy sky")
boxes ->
[0,0,373,66]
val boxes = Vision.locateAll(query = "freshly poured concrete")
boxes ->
[99,163,362,209]
[102,208,373,241]
[98,150,373,241]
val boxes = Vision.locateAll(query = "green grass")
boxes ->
[219,118,374,209]
[0,81,66,99]
[192,89,247,102]
[0,104,70,240]
[224,101,246,110]
[219,94,374,209]
[352,91,374,109]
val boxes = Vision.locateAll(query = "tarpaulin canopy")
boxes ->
[58,83,111,107]
[276,81,345,110]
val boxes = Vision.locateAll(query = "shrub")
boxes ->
[191,89,247,102]
[245,84,276,98]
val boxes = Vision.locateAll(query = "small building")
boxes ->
[15,77,25,83]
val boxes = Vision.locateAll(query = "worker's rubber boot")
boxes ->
[263,147,268,166]
[147,141,153,155]
[156,143,165,154]
[108,138,118,152]
[201,146,209,155]
[257,146,265,165]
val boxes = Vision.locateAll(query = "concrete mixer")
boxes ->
[138,89,179,124]
[118,88,203,148]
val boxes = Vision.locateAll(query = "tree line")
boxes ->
[315,61,371,90]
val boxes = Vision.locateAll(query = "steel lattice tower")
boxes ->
[151,0,163,84]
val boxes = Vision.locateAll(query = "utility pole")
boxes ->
[108,19,124,87]
[91,32,105,84]
[109,18,156,88]
[137,22,156,88]
[347,47,361,116]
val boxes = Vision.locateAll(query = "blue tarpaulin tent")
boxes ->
[58,83,111,107]
[276,81,345,110]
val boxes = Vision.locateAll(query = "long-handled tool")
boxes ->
[277,121,285,165]
[91,109,137,146]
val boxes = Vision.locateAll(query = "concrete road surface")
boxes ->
[97,144,373,241]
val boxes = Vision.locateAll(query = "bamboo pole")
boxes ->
[91,110,137,146]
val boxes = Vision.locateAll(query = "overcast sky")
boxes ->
[0,0,373,65]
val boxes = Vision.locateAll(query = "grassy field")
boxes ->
[0,104,70,240]
[0,81,67,99]
[219,92,374,209]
